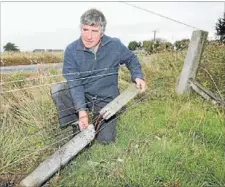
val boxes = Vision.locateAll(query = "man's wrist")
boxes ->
[135,77,145,82]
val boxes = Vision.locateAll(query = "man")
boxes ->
[52,8,146,144]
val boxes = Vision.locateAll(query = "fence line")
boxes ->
[0,72,118,94]
[0,89,158,171]
[1,93,119,151]
[1,86,158,152]
[176,30,225,107]
[0,67,117,85]
[198,67,224,102]
[189,79,225,107]
[1,75,170,152]
[1,5,223,187]
[0,130,80,172]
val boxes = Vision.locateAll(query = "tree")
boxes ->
[158,42,173,52]
[128,41,140,51]
[3,42,20,52]
[142,40,154,54]
[142,40,163,54]
[174,39,190,51]
[215,15,225,43]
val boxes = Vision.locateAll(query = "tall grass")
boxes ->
[197,43,225,99]
[0,47,224,186]
[1,52,63,66]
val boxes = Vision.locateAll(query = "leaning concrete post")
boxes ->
[176,30,208,94]
[20,125,95,187]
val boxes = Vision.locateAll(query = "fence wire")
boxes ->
[0,88,163,172]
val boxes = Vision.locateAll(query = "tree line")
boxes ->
[128,14,225,54]
[128,39,192,54]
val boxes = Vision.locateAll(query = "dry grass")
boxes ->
[197,43,225,99]
[1,52,63,66]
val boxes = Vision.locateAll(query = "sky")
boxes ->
[1,1,224,51]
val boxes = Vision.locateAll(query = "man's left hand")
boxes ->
[135,78,147,93]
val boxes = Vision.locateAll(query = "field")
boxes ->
[0,43,224,187]
[1,51,63,66]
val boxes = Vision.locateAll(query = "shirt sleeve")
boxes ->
[62,46,87,111]
[119,39,144,82]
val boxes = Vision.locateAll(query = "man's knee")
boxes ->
[51,82,77,128]
[51,81,69,94]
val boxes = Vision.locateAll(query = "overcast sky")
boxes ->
[1,1,224,51]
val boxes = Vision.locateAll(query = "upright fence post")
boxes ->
[176,30,208,94]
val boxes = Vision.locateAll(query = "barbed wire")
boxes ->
[0,125,73,152]
[1,76,171,138]
[1,84,153,153]
[0,72,118,94]
[1,109,104,152]
[0,1,223,178]
[59,90,156,182]
[0,67,117,85]
[0,129,81,172]
[198,66,224,101]
[0,89,158,171]
[120,2,201,30]
[1,93,119,152]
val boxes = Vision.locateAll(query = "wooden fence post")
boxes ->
[176,30,208,94]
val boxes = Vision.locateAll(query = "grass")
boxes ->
[197,43,225,99]
[56,99,224,187]
[0,44,224,187]
[0,51,63,66]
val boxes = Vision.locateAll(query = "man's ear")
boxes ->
[101,33,104,37]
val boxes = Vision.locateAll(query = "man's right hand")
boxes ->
[78,110,89,130]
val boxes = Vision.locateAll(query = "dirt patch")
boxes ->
[0,173,25,187]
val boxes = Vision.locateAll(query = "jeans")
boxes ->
[51,82,116,144]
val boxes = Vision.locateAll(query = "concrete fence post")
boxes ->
[176,30,208,94]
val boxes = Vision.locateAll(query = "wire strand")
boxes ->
[0,67,117,85]
[94,90,155,135]
[0,89,159,171]
[0,129,81,171]
[0,93,117,151]
[0,72,118,94]
[121,2,201,30]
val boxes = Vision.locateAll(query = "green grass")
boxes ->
[49,82,224,187]
[0,47,224,186]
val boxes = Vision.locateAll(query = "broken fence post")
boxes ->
[20,83,140,187]
[100,83,140,119]
[20,124,95,187]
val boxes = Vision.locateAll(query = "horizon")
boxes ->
[1,1,224,52]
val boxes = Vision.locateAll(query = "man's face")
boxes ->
[81,24,103,49]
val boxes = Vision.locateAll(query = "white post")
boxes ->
[176,30,208,94]
[20,125,95,187]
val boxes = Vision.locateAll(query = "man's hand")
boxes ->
[135,78,147,93]
[78,110,89,130]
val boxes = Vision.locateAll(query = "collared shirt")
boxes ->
[88,48,95,54]
[87,39,102,54]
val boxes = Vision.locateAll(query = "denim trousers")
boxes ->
[51,82,116,144]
